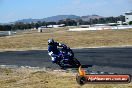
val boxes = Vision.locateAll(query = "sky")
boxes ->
[0,0,132,23]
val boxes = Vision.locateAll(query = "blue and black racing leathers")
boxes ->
[48,42,67,63]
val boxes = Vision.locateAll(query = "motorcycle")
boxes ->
[57,47,81,68]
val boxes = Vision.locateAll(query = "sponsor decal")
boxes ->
[76,66,131,85]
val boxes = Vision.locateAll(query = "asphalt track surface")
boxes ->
[0,47,132,75]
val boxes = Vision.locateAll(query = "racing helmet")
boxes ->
[48,39,54,45]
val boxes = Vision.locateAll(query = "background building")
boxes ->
[125,11,132,24]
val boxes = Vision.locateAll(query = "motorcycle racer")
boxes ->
[47,39,68,63]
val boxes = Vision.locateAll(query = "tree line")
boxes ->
[0,15,131,31]
[0,20,75,31]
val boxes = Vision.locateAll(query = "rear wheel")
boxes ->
[70,58,81,67]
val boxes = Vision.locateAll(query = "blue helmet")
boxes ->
[48,39,54,45]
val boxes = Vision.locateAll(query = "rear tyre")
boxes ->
[71,58,81,68]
